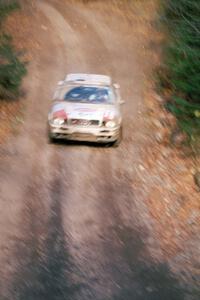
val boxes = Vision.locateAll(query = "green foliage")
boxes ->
[0,0,26,99]
[160,0,200,139]
[167,97,200,138]
[0,1,19,25]
[0,34,27,99]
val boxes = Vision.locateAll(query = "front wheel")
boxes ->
[111,127,123,147]
[48,129,56,144]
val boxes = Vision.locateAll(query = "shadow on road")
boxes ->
[101,223,185,300]
[112,262,184,300]
[4,176,187,300]
[49,138,114,148]
[96,168,186,300]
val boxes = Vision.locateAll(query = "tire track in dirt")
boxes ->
[0,5,75,298]
[8,158,80,300]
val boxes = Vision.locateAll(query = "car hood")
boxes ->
[50,101,119,120]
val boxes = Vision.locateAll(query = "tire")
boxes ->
[111,127,123,148]
[48,130,56,144]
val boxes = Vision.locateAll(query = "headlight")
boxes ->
[105,120,116,128]
[52,118,65,126]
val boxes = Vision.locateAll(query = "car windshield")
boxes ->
[63,86,115,104]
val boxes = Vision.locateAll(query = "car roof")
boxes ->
[65,73,112,86]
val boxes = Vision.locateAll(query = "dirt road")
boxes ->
[0,1,188,299]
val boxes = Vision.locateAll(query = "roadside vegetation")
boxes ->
[0,0,26,100]
[159,0,200,146]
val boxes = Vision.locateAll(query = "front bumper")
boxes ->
[48,124,120,143]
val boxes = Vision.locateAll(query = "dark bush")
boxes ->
[0,1,19,25]
[0,0,26,99]
[0,34,27,99]
[160,0,200,138]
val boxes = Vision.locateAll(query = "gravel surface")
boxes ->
[0,1,199,299]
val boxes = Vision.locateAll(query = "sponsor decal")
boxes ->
[74,107,96,112]
[70,108,102,119]
[53,109,67,119]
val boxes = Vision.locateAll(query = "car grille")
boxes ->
[68,119,100,126]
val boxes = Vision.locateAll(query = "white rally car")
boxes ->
[48,73,124,146]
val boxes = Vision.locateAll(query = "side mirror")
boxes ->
[113,83,120,89]
[119,99,125,105]
[58,80,64,86]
